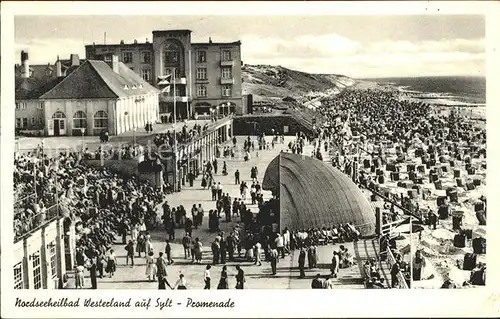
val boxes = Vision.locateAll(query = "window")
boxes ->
[31,117,35,125]
[37,102,44,109]
[164,68,179,79]
[52,111,66,119]
[196,51,206,63]
[14,262,23,289]
[73,111,87,129]
[16,118,21,128]
[141,69,151,82]
[94,110,108,128]
[49,242,57,278]
[196,68,207,80]
[164,43,180,64]
[122,52,133,63]
[15,102,27,110]
[104,55,112,62]
[222,85,232,97]
[22,118,28,128]
[141,51,151,64]
[32,253,42,289]
[196,85,207,97]
[222,50,232,61]
[222,67,232,79]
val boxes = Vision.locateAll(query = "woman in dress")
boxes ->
[145,251,157,281]
[222,161,228,176]
[105,249,117,278]
[144,234,154,256]
[217,265,229,289]
[194,238,203,264]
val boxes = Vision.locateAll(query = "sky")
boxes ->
[14,15,485,78]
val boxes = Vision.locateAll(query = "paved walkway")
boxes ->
[66,136,378,289]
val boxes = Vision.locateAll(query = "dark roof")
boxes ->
[262,153,375,236]
[85,43,153,48]
[153,29,192,34]
[40,60,159,99]
[15,77,65,100]
[192,41,241,46]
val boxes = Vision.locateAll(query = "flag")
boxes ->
[158,74,172,94]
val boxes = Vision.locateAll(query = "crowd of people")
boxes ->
[307,88,487,289]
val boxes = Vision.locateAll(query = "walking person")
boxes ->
[331,251,339,278]
[204,265,211,289]
[156,252,170,289]
[125,240,135,266]
[89,258,98,289]
[146,251,157,281]
[105,249,117,278]
[235,265,245,289]
[165,240,174,265]
[182,233,192,259]
[234,169,240,185]
[217,265,229,289]
[254,242,262,266]
[75,264,85,289]
[298,247,306,278]
[269,248,278,275]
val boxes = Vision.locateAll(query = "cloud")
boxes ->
[240,34,484,77]
[14,32,485,77]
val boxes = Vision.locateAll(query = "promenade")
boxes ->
[66,135,380,289]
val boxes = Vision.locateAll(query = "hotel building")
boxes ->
[85,29,244,121]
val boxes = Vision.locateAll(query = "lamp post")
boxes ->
[194,113,199,126]
[171,67,179,192]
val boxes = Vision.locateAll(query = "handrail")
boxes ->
[14,204,61,243]
[386,248,409,289]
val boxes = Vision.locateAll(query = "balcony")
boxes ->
[220,60,234,67]
[161,95,191,103]
[173,77,187,85]
[220,77,234,85]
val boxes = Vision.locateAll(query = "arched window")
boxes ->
[52,111,66,119]
[94,111,108,128]
[164,42,180,64]
[73,111,87,129]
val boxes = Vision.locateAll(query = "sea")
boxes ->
[371,76,486,107]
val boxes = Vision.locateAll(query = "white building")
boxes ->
[15,52,160,136]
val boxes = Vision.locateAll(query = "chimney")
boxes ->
[70,54,80,66]
[56,59,62,77]
[111,55,119,73]
[209,37,212,44]
[134,39,138,44]
[21,50,30,78]
[146,38,149,43]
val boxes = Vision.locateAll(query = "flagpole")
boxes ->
[409,216,413,289]
[173,67,178,192]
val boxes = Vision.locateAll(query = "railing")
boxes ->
[152,115,233,154]
[386,248,409,289]
[14,204,61,243]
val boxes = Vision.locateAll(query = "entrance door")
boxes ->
[54,119,60,136]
